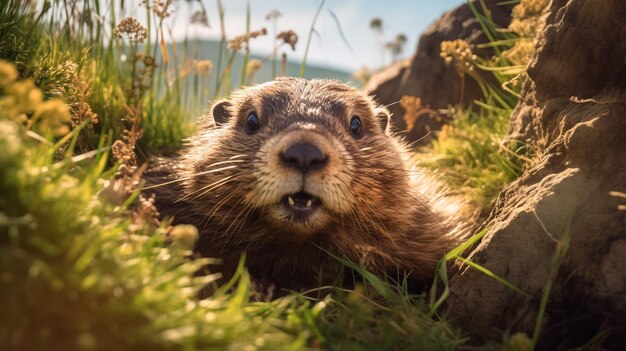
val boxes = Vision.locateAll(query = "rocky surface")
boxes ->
[446,0,626,348]
[365,0,513,143]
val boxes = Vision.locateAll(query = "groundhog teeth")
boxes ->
[288,196,295,206]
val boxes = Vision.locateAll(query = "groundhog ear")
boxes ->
[212,100,232,126]
[375,107,391,134]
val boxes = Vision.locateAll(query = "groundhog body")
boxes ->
[145,77,459,290]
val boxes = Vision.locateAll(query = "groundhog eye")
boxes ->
[350,116,362,138]
[245,112,260,134]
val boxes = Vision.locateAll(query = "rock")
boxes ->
[446,0,626,348]
[365,0,513,143]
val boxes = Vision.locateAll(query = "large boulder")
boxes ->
[365,0,513,143]
[446,0,626,348]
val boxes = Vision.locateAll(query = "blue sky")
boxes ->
[128,0,463,71]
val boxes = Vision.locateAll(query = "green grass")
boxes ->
[413,102,530,213]
[0,0,548,350]
[0,59,467,350]
[415,0,534,214]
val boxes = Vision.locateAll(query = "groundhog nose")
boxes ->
[281,143,327,172]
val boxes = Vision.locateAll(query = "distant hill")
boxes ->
[148,39,355,114]
[181,39,353,84]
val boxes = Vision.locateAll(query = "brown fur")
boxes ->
[145,77,459,290]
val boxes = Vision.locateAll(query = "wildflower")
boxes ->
[33,99,71,136]
[79,9,92,26]
[114,17,148,44]
[246,59,262,84]
[369,18,384,67]
[509,0,550,36]
[503,332,533,351]
[37,99,70,120]
[265,10,282,21]
[385,34,408,62]
[3,80,43,117]
[0,121,21,164]
[133,195,160,228]
[73,98,99,127]
[277,30,298,51]
[137,54,156,68]
[352,65,371,85]
[111,139,135,165]
[228,28,267,51]
[169,224,198,251]
[502,40,535,66]
[385,41,402,57]
[369,17,382,31]
[400,95,442,131]
[396,33,407,46]
[152,0,173,20]
[400,95,423,131]
[99,163,141,205]
[247,59,262,74]
[504,0,550,66]
[193,60,213,76]
[0,60,18,87]
[190,10,209,27]
[440,39,476,74]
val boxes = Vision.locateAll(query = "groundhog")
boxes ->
[144,77,462,292]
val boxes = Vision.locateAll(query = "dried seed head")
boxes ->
[0,59,18,87]
[34,99,71,136]
[193,60,213,76]
[265,10,282,21]
[0,120,22,162]
[190,10,209,27]
[400,95,422,131]
[115,17,148,44]
[369,17,382,31]
[277,30,298,51]
[440,39,476,74]
[133,195,161,228]
[228,28,268,51]
[152,0,174,19]
[246,59,263,80]
[351,65,371,85]
[509,0,550,36]
[385,41,402,56]
[3,80,43,116]
[111,139,136,165]
[169,224,199,251]
[396,33,407,45]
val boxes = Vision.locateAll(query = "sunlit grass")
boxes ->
[0,0,553,349]
[415,0,535,214]
[414,102,531,214]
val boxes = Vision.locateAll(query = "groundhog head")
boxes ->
[182,77,412,240]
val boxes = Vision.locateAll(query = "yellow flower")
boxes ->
[440,39,476,74]
[0,59,18,87]
[170,224,198,251]
[0,120,22,163]
[193,60,213,76]
[33,99,71,136]
[504,332,533,351]
[34,99,70,124]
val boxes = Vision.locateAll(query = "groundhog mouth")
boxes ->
[281,191,322,220]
